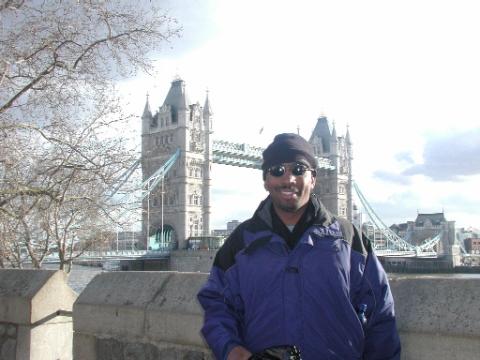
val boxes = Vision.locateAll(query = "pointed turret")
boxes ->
[163,77,190,111]
[141,94,153,134]
[142,94,152,119]
[203,90,213,117]
[309,116,331,153]
[346,124,352,145]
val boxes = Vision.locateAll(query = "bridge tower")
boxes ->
[141,78,212,249]
[309,116,353,221]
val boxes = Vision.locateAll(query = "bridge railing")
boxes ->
[186,236,225,251]
[78,249,171,259]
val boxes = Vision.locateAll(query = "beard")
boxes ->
[271,185,307,213]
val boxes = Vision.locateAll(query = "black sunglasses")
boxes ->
[267,163,316,177]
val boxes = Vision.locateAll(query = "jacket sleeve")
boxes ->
[358,233,401,360]
[197,231,246,359]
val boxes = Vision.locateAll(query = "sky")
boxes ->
[118,0,480,230]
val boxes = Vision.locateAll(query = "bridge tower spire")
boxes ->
[202,90,213,239]
[141,93,153,134]
[141,78,212,250]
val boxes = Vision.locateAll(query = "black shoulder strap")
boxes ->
[337,217,369,257]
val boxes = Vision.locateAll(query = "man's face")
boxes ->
[264,162,316,214]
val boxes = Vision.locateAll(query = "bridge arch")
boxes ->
[148,225,177,251]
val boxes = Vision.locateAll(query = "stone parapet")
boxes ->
[73,271,212,359]
[73,271,480,360]
[390,275,480,360]
[0,269,77,360]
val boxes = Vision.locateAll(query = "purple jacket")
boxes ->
[198,195,401,359]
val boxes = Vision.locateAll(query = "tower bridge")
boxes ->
[126,77,447,258]
[140,77,353,251]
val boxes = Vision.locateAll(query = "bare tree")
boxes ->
[0,0,181,270]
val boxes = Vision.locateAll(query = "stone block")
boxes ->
[390,276,480,336]
[1,338,16,359]
[6,324,16,337]
[73,333,96,360]
[73,271,212,358]
[74,272,175,337]
[96,338,124,360]
[169,250,216,273]
[74,271,209,346]
[400,331,480,360]
[92,338,213,360]
[32,316,73,360]
[0,269,77,325]
[0,269,76,360]
[74,303,145,339]
[145,271,207,346]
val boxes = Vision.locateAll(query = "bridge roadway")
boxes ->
[43,250,171,265]
[376,249,437,257]
[42,248,440,265]
[211,139,335,169]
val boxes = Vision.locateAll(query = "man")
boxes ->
[198,133,401,360]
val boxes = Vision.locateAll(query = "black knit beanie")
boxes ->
[262,133,317,172]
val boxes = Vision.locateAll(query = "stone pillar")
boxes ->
[0,269,77,360]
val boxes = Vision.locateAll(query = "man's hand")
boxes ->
[227,345,252,360]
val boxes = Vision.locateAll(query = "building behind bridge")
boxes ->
[140,77,353,250]
[389,212,456,255]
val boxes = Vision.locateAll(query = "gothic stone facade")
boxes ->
[141,78,212,249]
[310,116,353,221]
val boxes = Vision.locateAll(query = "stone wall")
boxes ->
[169,250,216,272]
[74,272,480,360]
[2,268,479,359]
[0,269,77,360]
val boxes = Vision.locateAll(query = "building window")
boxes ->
[193,194,201,205]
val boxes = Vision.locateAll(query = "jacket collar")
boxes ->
[253,194,335,231]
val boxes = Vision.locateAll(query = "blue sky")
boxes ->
[119,0,480,229]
